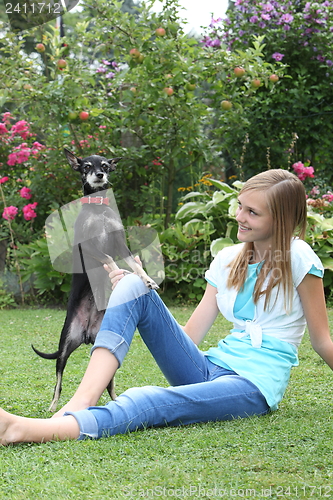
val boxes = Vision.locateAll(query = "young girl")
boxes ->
[1,168,333,445]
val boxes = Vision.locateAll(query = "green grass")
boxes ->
[1,306,333,499]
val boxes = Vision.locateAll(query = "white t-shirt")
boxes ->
[203,238,324,409]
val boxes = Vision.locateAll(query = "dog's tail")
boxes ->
[31,344,59,359]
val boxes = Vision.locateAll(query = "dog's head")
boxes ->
[64,149,122,193]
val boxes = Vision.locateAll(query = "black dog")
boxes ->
[32,149,158,412]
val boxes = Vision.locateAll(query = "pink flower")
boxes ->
[2,112,13,125]
[292,161,305,174]
[0,123,9,135]
[0,176,9,184]
[7,144,31,165]
[10,120,31,140]
[16,148,31,164]
[7,153,18,166]
[2,206,18,220]
[22,202,38,221]
[310,185,320,196]
[306,198,316,206]
[20,187,32,199]
[301,166,315,180]
[31,141,45,150]
[292,161,315,181]
[322,191,333,202]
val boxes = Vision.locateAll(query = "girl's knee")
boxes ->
[108,273,150,307]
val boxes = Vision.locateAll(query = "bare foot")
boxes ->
[1,407,80,444]
[0,408,21,445]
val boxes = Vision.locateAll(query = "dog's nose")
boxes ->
[96,172,104,179]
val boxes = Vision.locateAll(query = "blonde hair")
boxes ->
[227,169,307,312]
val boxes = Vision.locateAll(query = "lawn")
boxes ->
[1,306,333,499]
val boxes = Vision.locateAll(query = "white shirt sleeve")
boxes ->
[291,239,324,288]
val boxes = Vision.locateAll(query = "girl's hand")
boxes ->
[103,256,142,290]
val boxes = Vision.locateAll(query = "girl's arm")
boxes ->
[297,274,333,370]
[183,283,220,345]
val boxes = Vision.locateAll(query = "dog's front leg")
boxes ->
[103,254,121,272]
[123,256,159,290]
[103,253,158,290]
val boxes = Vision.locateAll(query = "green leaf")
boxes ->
[181,191,210,201]
[209,179,237,193]
[210,237,235,257]
[175,202,207,220]
[90,108,104,116]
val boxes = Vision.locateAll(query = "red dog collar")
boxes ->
[81,196,109,205]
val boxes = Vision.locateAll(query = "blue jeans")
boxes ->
[66,274,269,440]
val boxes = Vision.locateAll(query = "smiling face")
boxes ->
[236,189,274,259]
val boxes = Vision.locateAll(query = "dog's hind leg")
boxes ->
[49,331,84,412]
[106,378,117,401]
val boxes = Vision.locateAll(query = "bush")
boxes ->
[16,237,71,305]
[202,0,333,180]
[158,172,333,301]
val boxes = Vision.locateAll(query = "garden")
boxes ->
[1,0,333,497]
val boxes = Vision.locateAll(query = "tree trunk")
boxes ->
[165,160,175,228]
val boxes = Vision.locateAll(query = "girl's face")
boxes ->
[236,189,274,255]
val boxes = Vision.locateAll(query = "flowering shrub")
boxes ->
[202,1,333,180]
[288,161,333,215]
[0,176,39,239]
[205,0,333,71]
[0,113,44,242]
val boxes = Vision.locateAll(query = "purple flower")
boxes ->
[326,60,333,66]
[209,17,222,27]
[281,13,294,23]
[101,59,111,65]
[203,36,222,47]
[272,52,284,61]
[250,15,259,23]
[106,72,115,79]
[262,3,274,12]
[261,13,271,21]
[96,66,107,73]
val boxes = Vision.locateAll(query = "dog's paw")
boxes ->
[144,277,159,290]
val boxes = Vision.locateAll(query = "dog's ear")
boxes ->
[107,157,122,171]
[64,148,82,171]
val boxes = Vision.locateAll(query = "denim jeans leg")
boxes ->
[66,368,270,440]
[92,273,212,386]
